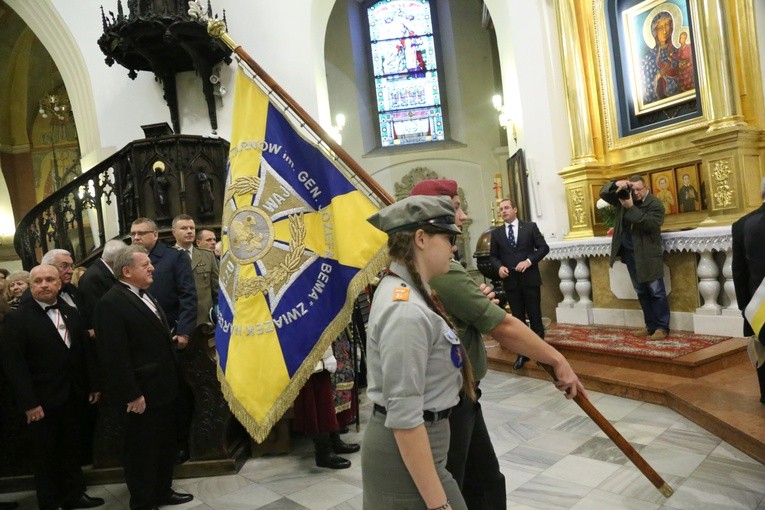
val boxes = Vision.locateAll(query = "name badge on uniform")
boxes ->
[392,287,410,301]
[444,328,464,368]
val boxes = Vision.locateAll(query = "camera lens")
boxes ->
[616,188,630,200]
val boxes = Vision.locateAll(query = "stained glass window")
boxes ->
[367,0,445,147]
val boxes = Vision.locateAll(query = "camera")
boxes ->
[616,184,632,200]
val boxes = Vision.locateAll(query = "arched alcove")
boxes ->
[5,0,100,159]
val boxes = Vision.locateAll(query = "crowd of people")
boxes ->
[0,176,761,510]
[0,215,222,509]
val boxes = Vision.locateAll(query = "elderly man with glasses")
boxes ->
[600,176,670,340]
[39,249,83,311]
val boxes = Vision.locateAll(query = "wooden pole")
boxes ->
[538,363,674,498]
[206,20,394,206]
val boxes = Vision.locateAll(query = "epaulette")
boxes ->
[392,285,410,302]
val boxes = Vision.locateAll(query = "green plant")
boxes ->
[596,199,616,229]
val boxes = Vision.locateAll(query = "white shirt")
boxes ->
[122,282,160,318]
[504,220,519,241]
[35,299,70,348]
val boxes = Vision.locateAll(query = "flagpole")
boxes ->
[205,19,394,206]
[538,363,674,498]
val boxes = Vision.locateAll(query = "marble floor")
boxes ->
[2,370,764,510]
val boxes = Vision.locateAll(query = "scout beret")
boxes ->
[410,179,458,198]
[367,195,461,235]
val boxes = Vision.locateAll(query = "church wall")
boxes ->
[5,1,765,255]
[485,0,574,242]
[323,0,505,265]
[27,0,577,267]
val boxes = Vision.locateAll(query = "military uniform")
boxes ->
[362,261,465,510]
[431,260,508,508]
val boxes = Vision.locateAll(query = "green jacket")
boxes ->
[430,260,506,381]
[600,181,665,283]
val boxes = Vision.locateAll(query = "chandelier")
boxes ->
[38,93,72,123]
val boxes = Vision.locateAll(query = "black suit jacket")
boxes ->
[0,299,92,411]
[93,284,179,409]
[148,241,197,336]
[732,203,765,337]
[77,259,116,329]
[489,221,550,288]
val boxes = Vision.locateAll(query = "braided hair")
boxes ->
[388,229,476,401]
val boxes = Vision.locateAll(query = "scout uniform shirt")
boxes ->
[366,261,463,429]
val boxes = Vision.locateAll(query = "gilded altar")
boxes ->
[555,0,765,238]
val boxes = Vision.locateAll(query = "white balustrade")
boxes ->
[696,251,721,314]
[722,248,738,312]
[558,258,576,307]
[545,226,741,334]
[573,256,592,306]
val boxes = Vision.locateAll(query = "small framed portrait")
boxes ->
[506,149,530,222]
[651,170,677,214]
[675,164,701,212]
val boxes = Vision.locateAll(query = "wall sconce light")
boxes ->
[329,113,346,145]
[492,94,517,143]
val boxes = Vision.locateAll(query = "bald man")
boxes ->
[1,265,102,510]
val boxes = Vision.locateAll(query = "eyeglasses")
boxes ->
[130,230,156,238]
[54,262,75,270]
[447,234,458,246]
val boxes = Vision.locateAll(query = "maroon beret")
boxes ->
[409,179,458,198]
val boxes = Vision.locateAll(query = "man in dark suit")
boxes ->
[77,239,127,334]
[172,215,219,326]
[732,178,765,405]
[76,239,127,465]
[93,245,193,509]
[1,264,103,510]
[129,218,196,348]
[490,197,550,369]
[170,215,218,463]
[40,249,83,311]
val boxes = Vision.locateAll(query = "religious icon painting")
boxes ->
[675,164,701,212]
[651,169,678,215]
[622,0,698,116]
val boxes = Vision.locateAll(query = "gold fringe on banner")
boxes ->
[217,246,389,443]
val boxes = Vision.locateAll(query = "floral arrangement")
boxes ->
[596,199,617,230]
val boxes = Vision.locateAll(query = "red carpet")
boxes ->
[545,324,731,359]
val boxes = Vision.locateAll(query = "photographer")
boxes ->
[600,176,670,340]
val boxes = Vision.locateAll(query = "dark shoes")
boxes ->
[0,502,18,510]
[513,355,528,370]
[159,491,194,505]
[316,452,352,469]
[64,493,105,509]
[314,434,352,469]
[330,434,360,454]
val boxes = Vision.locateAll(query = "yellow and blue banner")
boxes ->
[216,68,388,442]
[745,280,765,343]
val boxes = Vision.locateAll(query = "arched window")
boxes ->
[366,0,445,147]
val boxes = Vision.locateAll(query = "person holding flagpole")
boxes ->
[411,179,584,509]
[363,195,472,510]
